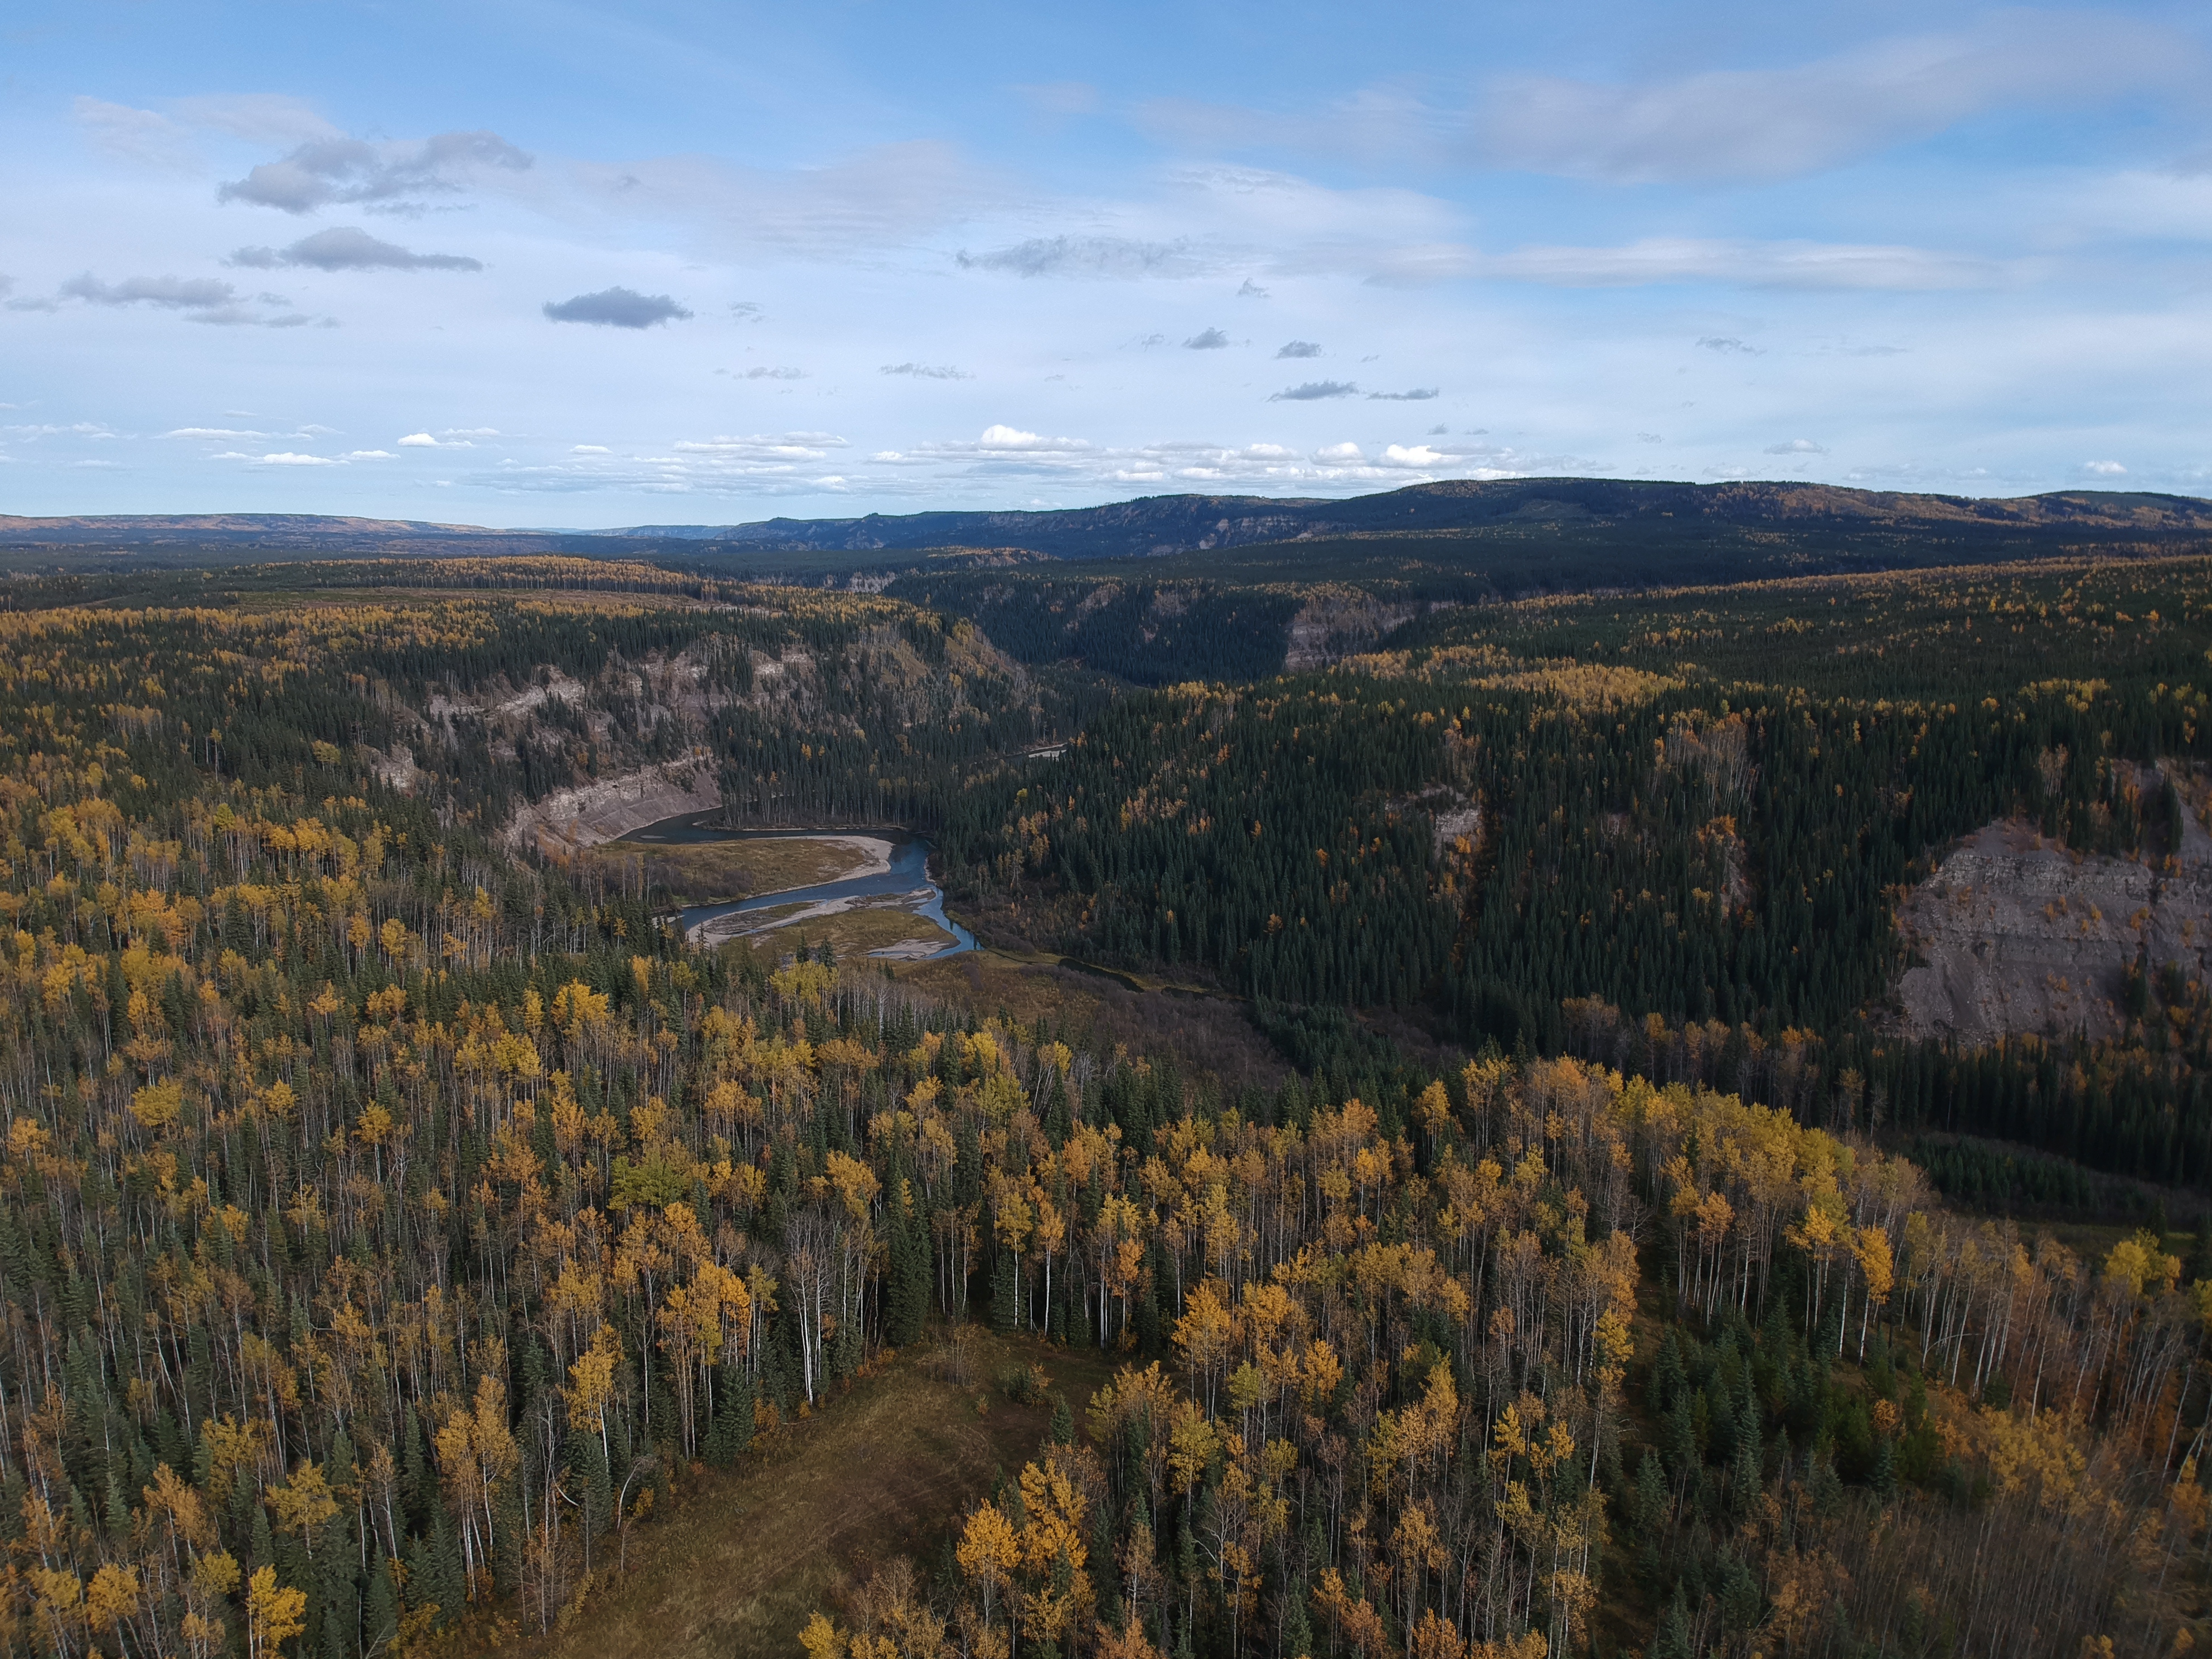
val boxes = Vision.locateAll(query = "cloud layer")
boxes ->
[9,6,2212,520]
[1474,14,2201,183]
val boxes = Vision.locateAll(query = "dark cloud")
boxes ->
[230,227,483,271]
[1697,336,1762,355]
[739,366,806,380]
[1268,380,1359,401]
[219,130,531,214]
[956,235,1208,278]
[880,362,972,379]
[1275,341,1321,358]
[1368,387,1439,401]
[1235,278,1269,299]
[1183,327,1229,350]
[542,288,692,328]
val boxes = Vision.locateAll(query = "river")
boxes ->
[624,813,977,959]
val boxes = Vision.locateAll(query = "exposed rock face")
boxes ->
[1893,806,2212,1042]
[502,756,722,854]
[1284,593,1425,671]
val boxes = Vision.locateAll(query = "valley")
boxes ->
[5,486,2212,1659]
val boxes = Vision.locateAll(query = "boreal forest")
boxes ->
[6,484,2212,1659]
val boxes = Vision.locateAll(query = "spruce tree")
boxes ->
[885,1200,928,1347]
[365,1556,399,1653]
[1280,1584,1315,1659]
[702,1364,754,1470]
[992,1246,1021,1333]
[1653,1584,1695,1659]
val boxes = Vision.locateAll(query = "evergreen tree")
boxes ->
[885,1198,929,1347]
[1280,1581,1315,1659]
[364,1556,399,1655]
[991,1246,1021,1333]
[1654,1584,1696,1659]
[702,1364,754,1471]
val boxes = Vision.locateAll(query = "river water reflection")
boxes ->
[625,813,976,959]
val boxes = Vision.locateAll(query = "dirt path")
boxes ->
[525,1332,1114,1659]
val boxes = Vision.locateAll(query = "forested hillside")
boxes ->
[934,556,2212,1194]
[1,732,2204,1657]
[3,554,2211,1659]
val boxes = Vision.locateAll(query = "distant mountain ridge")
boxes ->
[9,479,2211,559]
[0,512,510,546]
[591,479,2212,557]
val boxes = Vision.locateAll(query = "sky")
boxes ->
[3,1,2210,526]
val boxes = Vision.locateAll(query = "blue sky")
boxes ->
[3,0,2209,525]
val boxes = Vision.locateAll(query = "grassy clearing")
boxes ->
[892,950,1294,1094]
[595,837,876,905]
[712,903,953,963]
[523,1328,1114,1659]
[789,905,954,961]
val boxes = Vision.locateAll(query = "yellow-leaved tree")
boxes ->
[244,1565,305,1659]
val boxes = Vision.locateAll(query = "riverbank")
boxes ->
[618,817,975,962]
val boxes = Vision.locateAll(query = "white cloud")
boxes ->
[230,227,483,272]
[1476,13,2201,183]
[1128,17,2197,189]
[254,452,336,465]
[345,449,396,459]
[48,274,312,327]
[1381,443,1448,467]
[453,421,1595,499]
[72,98,196,171]
[957,236,1212,279]
[460,430,855,494]
[174,94,338,146]
[1764,438,1828,454]
[62,274,239,309]
[568,141,978,261]
[1137,85,1444,168]
[162,426,269,439]
[1472,238,1996,290]
[2084,459,2128,475]
[220,130,532,214]
[398,433,439,447]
